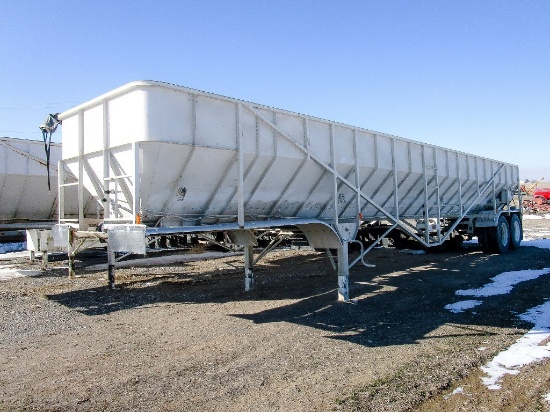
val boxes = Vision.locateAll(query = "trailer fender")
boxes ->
[296,223,342,250]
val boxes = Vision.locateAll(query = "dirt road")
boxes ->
[1,218,549,411]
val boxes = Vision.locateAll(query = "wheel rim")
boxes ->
[511,220,520,243]
[499,221,509,246]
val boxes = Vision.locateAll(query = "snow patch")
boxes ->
[399,249,426,255]
[446,263,550,390]
[481,300,550,390]
[522,238,550,250]
[523,214,550,220]
[444,387,468,399]
[523,214,543,220]
[0,267,42,281]
[456,268,550,297]
[444,300,482,313]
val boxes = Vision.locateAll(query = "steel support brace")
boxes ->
[337,242,350,302]
[236,103,245,227]
[41,251,49,270]
[253,233,288,265]
[107,242,116,289]
[67,229,76,279]
[244,245,254,291]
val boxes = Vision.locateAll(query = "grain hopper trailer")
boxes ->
[44,81,521,301]
[0,137,62,229]
[0,137,95,248]
[0,137,96,260]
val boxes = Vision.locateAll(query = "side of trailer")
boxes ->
[0,137,61,227]
[42,81,521,301]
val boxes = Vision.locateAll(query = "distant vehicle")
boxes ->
[533,187,550,204]
[520,178,544,195]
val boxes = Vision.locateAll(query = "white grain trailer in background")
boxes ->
[46,81,521,301]
[0,137,61,230]
[0,137,96,258]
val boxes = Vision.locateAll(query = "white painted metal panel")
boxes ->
[83,105,104,153]
[60,116,80,159]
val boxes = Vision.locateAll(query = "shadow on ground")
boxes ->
[46,244,550,348]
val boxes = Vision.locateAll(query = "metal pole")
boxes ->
[107,241,116,289]
[68,228,76,279]
[58,160,65,222]
[391,138,399,221]
[244,244,254,291]
[103,101,111,220]
[337,241,349,302]
[41,251,49,270]
[330,124,338,227]
[133,142,140,222]
[78,112,85,230]
[353,129,361,219]
[422,146,430,244]
[236,103,245,227]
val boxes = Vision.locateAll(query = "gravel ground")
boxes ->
[1,217,549,411]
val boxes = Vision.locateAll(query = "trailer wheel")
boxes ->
[432,232,464,253]
[489,215,510,254]
[477,228,491,253]
[509,214,522,249]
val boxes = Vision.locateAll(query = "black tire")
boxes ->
[448,233,464,251]
[158,236,168,249]
[429,241,449,253]
[509,214,522,249]
[477,228,491,253]
[433,232,464,253]
[489,215,510,254]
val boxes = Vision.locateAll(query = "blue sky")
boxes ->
[1,0,549,179]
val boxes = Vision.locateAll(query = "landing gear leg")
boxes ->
[337,242,349,302]
[244,245,254,291]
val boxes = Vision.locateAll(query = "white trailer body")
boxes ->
[54,81,521,300]
[0,137,96,228]
[0,137,61,226]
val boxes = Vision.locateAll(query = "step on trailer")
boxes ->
[34,81,522,301]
